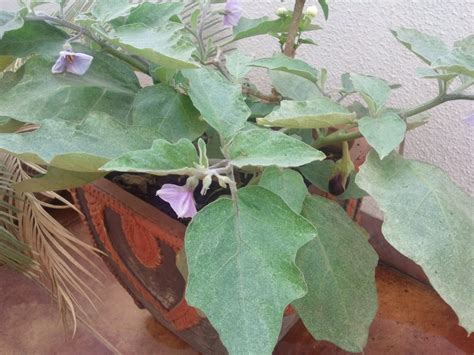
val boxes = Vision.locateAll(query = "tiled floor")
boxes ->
[1,218,473,354]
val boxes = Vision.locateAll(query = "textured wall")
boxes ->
[1,0,473,198]
[237,0,474,201]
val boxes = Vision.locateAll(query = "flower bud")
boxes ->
[276,7,289,17]
[200,175,213,196]
[304,6,318,18]
[217,175,233,189]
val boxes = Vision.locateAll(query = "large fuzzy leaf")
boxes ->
[0,10,25,40]
[270,71,322,101]
[225,128,325,168]
[126,2,184,27]
[358,113,407,159]
[90,0,134,23]
[357,152,474,334]
[293,196,378,352]
[110,22,198,69]
[249,55,319,83]
[257,98,356,129]
[101,139,199,176]
[349,73,391,114]
[183,68,251,138]
[185,186,317,355]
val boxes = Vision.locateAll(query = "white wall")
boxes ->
[238,0,474,199]
[1,0,473,199]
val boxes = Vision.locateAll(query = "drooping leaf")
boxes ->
[249,54,319,83]
[110,23,198,69]
[356,152,474,334]
[183,68,250,138]
[358,113,407,159]
[226,128,325,168]
[293,196,378,352]
[258,166,308,213]
[391,28,449,64]
[91,0,134,23]
[318,0,329,20]
[101,139,200,176]
[349,73,391,115]
[133,84,207,143]
[257,98,356,129]
[0,10,25,40]
[0,53,139,124]
[185,186,317,355]
[225,50,253,80]
[270,71,322,100]
[126,2,184,27]
[0,20,67,59]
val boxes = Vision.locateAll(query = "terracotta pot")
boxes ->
[73,179,298,355]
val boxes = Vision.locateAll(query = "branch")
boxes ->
[242,87,281,103]
[283,0,306,57]
[400,93,474,119]
[26,15,150,74]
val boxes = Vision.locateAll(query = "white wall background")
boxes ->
[1,0,473,200]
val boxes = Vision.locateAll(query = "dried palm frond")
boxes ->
[0,152,103,333]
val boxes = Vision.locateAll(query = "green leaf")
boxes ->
[249,54,319,83]
[233,16,292,41]
[0,20,67,59]
[257,98,356,129]
[356,152,474,334]
[358,113,406,159]
[126,2,184,27]
[101,139,199,176]
[432,49,474,77]
[293,196,378,352]
[110,23,198,69]
[185,186,317,355]
[91,0,134,23]
[270,71,322,100]
[415,67,457,81]
[318,0,329,20]
[391,28,449,64]
[133,84,206,142]
[0,10,24,40]
[0,119,24,133]
[225,50,253,80]
[259,166,308,213]
[183,68,250,138]
[0,53,139,124]
[454,35,474,56]
[349,73,391,114]
[226,128,325,168]
[0,55,14,71]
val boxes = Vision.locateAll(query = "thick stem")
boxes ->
[283,0,306,57]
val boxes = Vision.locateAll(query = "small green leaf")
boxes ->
[185,186,317,355]
[415,67,457,80]
[257,98,356,129]
[249,54,319,83]
[0,20,67,59]
[349,73,391,114]
[111,23,198,69]
[318,0,329,20]
[270,71,322,100]
[0,10,24,40]
[126,2,184,27]
[293,196,378,352]
[183,68,250,138]
[226,128,325,168]
[358,113,407,159]
[432,50,474,78]
[356,152,474,334]
[225,50,253,80]
[259,166,308,213]
[91,0,134,23]
[101,139,199,175]
[391,28,449,64]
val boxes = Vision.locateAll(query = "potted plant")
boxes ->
[0,0,473,354]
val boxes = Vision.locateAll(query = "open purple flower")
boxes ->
[156,183,197,219]
[51,50,93,75]
[223,0,242,27]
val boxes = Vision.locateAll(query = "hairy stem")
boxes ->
[26,15,150,73]
[283,0,306,57]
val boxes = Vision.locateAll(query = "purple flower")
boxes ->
[156,184,197,219]
[464,112,474,128]
[51,50,93,75]
[223,0,242,27]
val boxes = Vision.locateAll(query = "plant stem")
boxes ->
[26,14,150,74]
[283,0,306,57]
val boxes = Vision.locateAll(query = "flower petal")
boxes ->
[51,55,67,74]
[156,184,197,218]
[224,0,242,27]
[66,53,93,76]
[464,112,474,128]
